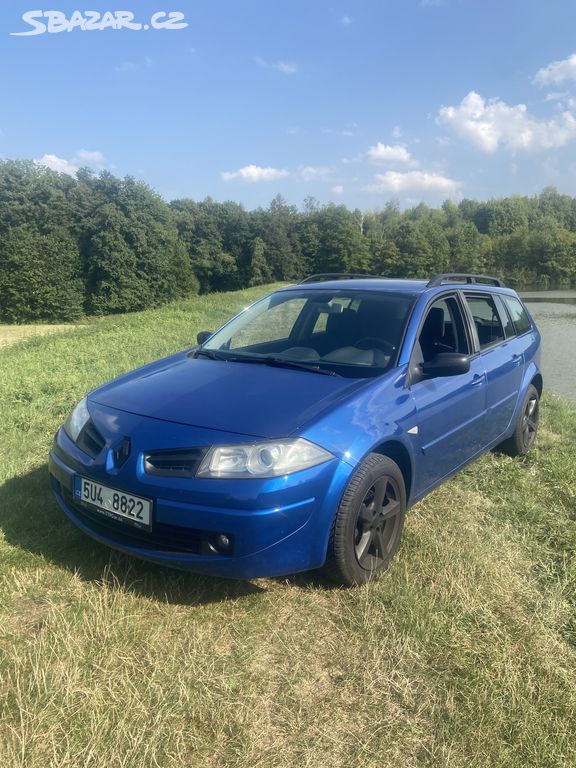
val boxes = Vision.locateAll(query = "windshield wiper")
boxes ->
[265,357,340,376]
[229,354,340,377]
[194,349,340,376]
[193,348,227,360]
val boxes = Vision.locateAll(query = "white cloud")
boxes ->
[341,15,352,25]
[392,125,403,139]
[331,185,344,195]
[534,53,576,86]
[254,56,297,75]
[274,61,297,75]
[115,61,137,73]
[437,90,576,152]
[544,91,569,102]
[221,164,337,184]
[221,164,289,182]
[35,149,107,177]
[297,165,333,182]
[542,91,576,111]
[367,142,413,164]
[35,154,79,176]
[115,57,152,73]
[363,170,460,193]
[75,149,105,163]
[322,123,358,137]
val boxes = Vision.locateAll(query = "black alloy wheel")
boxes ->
[500,384,540,457]
[323,454,406,586]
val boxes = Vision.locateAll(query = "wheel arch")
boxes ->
[370,439,414,506]
[531,372,543,397]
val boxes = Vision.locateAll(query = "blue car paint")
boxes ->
[49,278,542,579]
[89,353,370,438]
[49,400,358,577]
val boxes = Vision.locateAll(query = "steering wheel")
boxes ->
[355,337,395,353]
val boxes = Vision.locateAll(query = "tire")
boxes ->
[500,384,540,457]
[323,454,406,586]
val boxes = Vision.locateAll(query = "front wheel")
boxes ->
[500,384,540,456]
[323,454,406,586]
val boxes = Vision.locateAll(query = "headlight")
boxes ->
[197,438,334,479]
[63,397,90,442]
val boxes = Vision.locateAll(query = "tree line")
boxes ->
[1,159,575,323]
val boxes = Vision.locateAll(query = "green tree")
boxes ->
[259,195,302,280]
[314,204,371,273]
[372,239,402,276]
[248,237,271,286]
[0,225,83,322]
[446,220,489,273]
[171,199,237,293]
[393,221,429,277]
[84,204,143,314]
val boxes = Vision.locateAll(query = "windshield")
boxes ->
[202,289,415,378]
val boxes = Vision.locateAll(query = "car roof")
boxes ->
[281,278,429,295]
[279,276,518,298]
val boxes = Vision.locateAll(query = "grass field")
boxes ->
[1,284,575,768]
[0,324,84,349]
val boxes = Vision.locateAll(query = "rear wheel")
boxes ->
[500,384,540,456]
[323,454,406,586]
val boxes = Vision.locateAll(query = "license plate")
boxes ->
[74,476,152,530]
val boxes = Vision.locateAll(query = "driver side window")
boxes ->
[417,297,469,364]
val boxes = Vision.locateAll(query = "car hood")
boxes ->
[90,352,368,438]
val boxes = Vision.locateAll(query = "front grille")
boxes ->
[113,438,131,468]
[144,448,206,478]
[77,420,106,458]
[62,488,229,556]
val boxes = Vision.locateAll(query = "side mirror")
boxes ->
[421,353,470,378]
[196,330,212,345]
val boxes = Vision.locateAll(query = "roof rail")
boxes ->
[299,273,384,284]
[427,273,505,288]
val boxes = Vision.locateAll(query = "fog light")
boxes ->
[216,533,231,550]
[209,533,232,555]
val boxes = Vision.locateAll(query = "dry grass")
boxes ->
[1,286,575,767]
[0,324,84,349]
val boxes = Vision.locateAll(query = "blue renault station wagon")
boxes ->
[49,274,542,585]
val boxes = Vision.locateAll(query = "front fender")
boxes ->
[299,368,419,563]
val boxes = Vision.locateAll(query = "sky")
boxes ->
[2,0,576,210]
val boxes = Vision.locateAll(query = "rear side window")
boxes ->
[494,296,516,338]
[503,297,532,335]
[464,294,505,350]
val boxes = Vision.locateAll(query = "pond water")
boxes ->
[520,290,576,403]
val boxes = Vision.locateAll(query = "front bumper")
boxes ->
[48,408,353,579]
